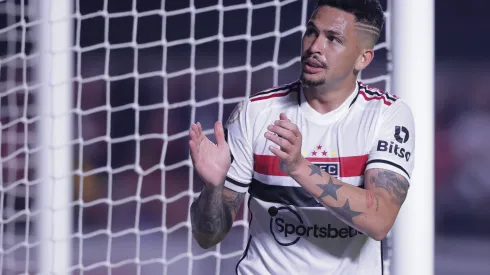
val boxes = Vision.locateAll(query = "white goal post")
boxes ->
[0,0,433,274]
[392,0,435,275]
[37,0,73,275]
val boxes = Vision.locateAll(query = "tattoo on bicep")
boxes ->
[331,199,362,224]
[370,170,409,205]
[316,176,342,200]
[308,164,323,177]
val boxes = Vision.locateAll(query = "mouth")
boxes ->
[303,57,325,68]
[302,57,325,74]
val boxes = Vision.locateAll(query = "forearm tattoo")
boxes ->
[331,199,363,224]
[308,164,323,177]
[191,185,227,235]
[190,186,244,246]
[316,175,342,201]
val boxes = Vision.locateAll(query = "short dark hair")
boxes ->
[316,0,385,42]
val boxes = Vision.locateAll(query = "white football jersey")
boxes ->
[224,80,415,275]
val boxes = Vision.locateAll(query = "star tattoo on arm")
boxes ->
[331,199,363,224]
[316,176,342,200]
[308,164,323,177]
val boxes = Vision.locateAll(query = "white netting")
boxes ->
[0,0,37,274]
[0,0,391,274]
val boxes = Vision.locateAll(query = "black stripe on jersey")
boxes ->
[381,240,384,275]
[235,196,253,275]
[226,176,250,187]
[249,81,300,99]
[224,128,235,164]
[349,95,359,107]
[362,86,397,102]
[366,159,410,179]
[249,178,322,207]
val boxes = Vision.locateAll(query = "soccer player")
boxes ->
[189,0,414,274]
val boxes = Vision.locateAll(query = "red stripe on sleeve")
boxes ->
[359,91,392,106]
[250,91,291,102]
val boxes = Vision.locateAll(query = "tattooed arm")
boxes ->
[290,163,409,241]
[264,113,412,241]
[190,185,245,249]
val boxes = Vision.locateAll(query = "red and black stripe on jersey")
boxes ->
[357,83,398,106]
[249,81,300,102]
[249,154,368,207]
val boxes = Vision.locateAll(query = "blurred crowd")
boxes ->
[434,63,490,236]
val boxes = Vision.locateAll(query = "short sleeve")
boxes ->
[365,100,415,182]
[223,100,254,193]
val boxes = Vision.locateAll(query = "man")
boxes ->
[189,0,414,274]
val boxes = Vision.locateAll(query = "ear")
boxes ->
[355,49,374,72]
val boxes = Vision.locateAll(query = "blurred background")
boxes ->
[0,0,489,274]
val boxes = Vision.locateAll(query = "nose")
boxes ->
[308,36,323,55]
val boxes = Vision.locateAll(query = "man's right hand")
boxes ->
[189,121,231,187]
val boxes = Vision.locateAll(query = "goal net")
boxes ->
[0,0,391,274]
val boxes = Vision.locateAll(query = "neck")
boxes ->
[302,77,358,114]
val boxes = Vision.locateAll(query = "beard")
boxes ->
[300,71,325,87]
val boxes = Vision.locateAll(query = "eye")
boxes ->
[327,35,342,44]
[305,28,317,36]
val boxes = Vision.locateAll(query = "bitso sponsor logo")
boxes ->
[394,126,409,144]
[376,140,411,161]
[268,206,362,246]
[377,125,411,161]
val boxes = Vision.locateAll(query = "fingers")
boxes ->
[279,113,290,122]
[190,121,228,149]
[190,124,198,141]
[197,122,203,137]
[189,125,201,160]
[265,131,293,152]
[190,124,200,144]
[273,120,300,138]
[265,113,302,156]
[214,121,226,147]
[266,116,300,146]
[190,122,205,141]
[189,122,204,155]
[269,145,289,159]
[189,139,199,163]
[266,124,296,146]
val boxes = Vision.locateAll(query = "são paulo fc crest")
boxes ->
[312,162,339,177]
[307,144,340,177]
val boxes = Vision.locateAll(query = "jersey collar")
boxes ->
[298,81,359,124]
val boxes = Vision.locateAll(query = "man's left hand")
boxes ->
[264,113,305,175]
